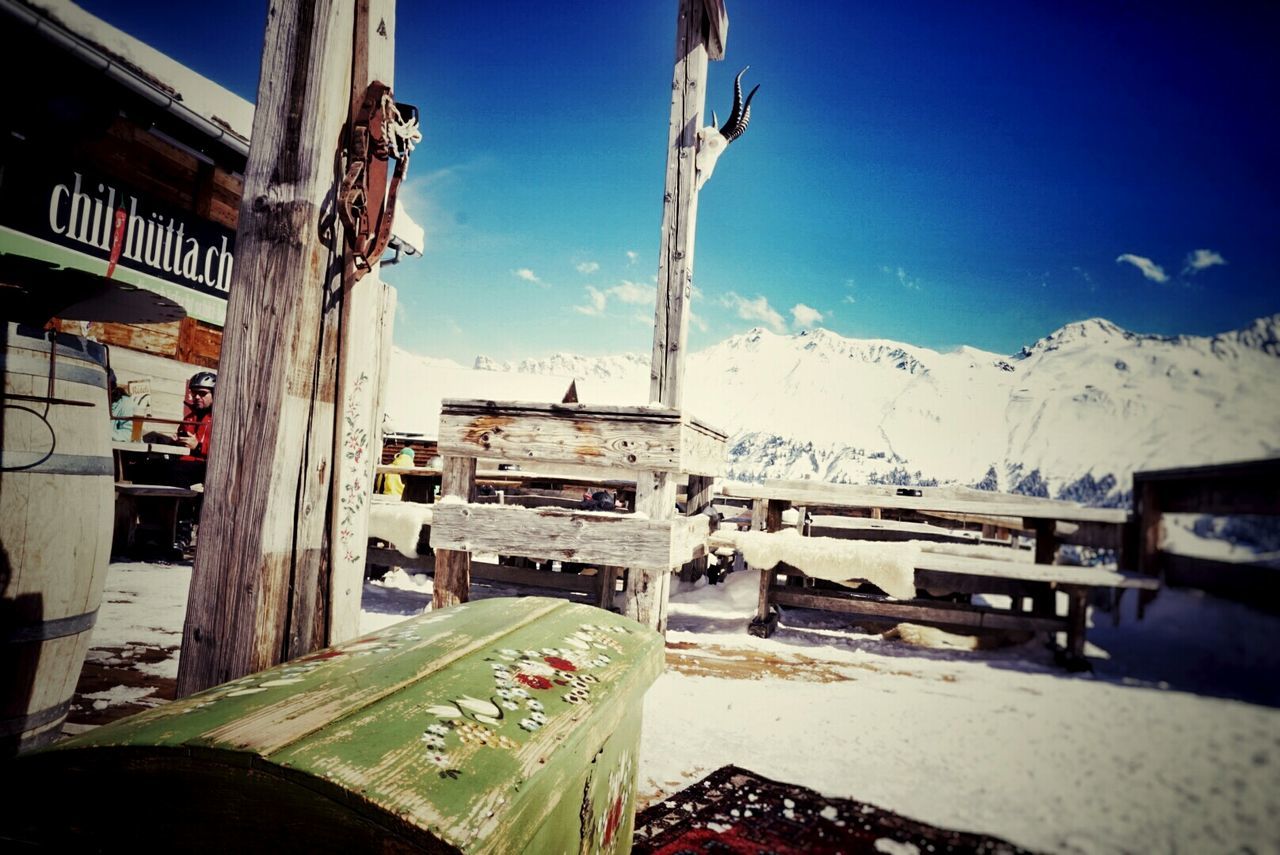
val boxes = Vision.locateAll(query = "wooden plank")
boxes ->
[438,405,691,472]
[367,548,599,595]
[648,0,710,409]
[679,419,727,476]
[1160,553,1280,612]
[719,480,1130,524]
[432,456,476,610]
[707,531,1159,589]
[328,0,398,644]
[177,0,357,697]
[432,502,706,572]
[769,588,1066,633]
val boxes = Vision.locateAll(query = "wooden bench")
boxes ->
[719,481,1159,669]
[112,483,198,556]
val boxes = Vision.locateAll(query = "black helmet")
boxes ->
[189,371,217,391]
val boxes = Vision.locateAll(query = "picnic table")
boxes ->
[718,480,1158,669]
[111,441,198,556]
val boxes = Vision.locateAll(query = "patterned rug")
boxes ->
[632,765,1035,854]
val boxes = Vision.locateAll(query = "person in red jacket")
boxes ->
[176,371,215,460]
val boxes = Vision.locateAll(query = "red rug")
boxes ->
[632,765,1034,854]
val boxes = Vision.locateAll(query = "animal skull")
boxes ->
[694,67,760,190]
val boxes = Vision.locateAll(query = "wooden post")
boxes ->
[623,0,720,629]
[177,0,360,697]
[677,473,714,582]
[1136,481,1162,618]
[1030,519,1057,617]
[329,0,397,645]
[433,456,476,610]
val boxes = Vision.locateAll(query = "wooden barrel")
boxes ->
[1,323,114,755]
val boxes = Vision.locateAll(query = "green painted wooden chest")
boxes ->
[2,597,665,853]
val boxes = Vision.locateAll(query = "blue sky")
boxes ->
[79,0,1279,363]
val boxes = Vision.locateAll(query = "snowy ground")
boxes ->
[80,560,1280,854]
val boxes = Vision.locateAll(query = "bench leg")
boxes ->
[1056,588,1091,672]
[748,566,779,638]
[597,566,622,611]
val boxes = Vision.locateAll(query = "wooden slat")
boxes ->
[431,502,707,571]
[366,549,599,595]
[438,405,689,472]
[769,588,1066,633]
[708,531,1158,589]
[1160,553,1280,611]
[719,481,1130,524]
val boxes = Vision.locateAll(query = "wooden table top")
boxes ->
[719,480,1131,525]
[112,441,190,456]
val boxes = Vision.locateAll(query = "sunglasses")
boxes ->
[192,389,213,398]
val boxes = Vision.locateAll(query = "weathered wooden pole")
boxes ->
[177,0,380,696]
[328,0,398,645]
[623,0,727,630]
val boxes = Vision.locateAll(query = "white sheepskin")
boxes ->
[368,500,434,558]
[729,528,918,599]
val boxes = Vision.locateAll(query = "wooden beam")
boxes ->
[329,0,397,645]
[432,501,708,572]
[719,480,1130,524]
[432,456,476,610]
[648,0,711,409]
[769,589,1066,634]
[437,401,725,475]
[177,0,356,697]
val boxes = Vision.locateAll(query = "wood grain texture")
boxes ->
[177,0,356,697]
[433,456,477,609]
[720,480,1131,524]
[649,0,710,409]
[1,328,114,753]
[6,599,664,853]
[440,403,687,473]
[329,0,396,645]
[431,502,707,572]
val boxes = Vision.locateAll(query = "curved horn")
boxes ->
[718,67,760,143]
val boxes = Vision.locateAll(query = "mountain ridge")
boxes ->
[399,315,1280,505]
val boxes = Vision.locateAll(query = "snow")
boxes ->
[76,555,1280,854]
[728,528,918,599]
[382,348,580,437]
[463,316,1280,498]
[368,498,434,557]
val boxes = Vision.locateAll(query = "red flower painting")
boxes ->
[544,656,577,672]
[516,673,552,690]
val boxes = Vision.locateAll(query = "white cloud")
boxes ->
[1183,248,1227,275]
[880,265,920,290]
[574,286,607,316]
[609,280,651,305]
[576,261,600,274]
[720,292,786,333]
[514,268,542,284]
[791,303,824,327]
[626,250,639,265]
[843,294,857,304]
[1115,253,1169,283]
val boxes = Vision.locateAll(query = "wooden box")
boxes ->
[3,598,665,853]
[438,399,727,477]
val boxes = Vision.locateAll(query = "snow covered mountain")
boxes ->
[406,315,1280,504]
